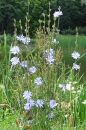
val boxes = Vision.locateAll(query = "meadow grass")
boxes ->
[56,34,86,49]
[0,32,86,130]
[1,34,86,49]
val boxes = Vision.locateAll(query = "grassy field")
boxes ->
[0,34,86,130]
[57,35,86,49]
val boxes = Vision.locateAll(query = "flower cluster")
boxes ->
[71,51,80,70]
[43,48,55,64]
[23,90,58,110]
[73,63,80,70]
[10,45,20,66]
[16,35,30,44]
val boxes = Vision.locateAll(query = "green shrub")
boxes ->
[78,27,86,35]
[61,28,76,35]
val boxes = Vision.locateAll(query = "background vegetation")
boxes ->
[0,0,86,37]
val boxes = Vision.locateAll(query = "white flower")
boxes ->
[53,11,63,18]
[71,52,80,59]
[24,99,35,110]
[46,55,55,64]
[35,99,44,108]
[28,66,36,74]
[65,83,74,91]
[52,39,56,43]
[23,90,32,100]
[20,61,28,68]
[58,83,74,91]
[48,100,58,108]
[10,57,20,66]
[34,77,43,86]
[82,100,86,104]
[73,63,80,70]
[10,46,20,55]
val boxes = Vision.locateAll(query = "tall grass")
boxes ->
[57,35,86,49]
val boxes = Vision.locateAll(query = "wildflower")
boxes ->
[73,63,80,70]
[58,83,74,91]
[10,57,20,66]
[24,99,35,110]
[48,100,58,108]
[28,66,36,74]
[57,30,60,33]
[48,112,54,119]
[45,48,54,55]
[16,35,30,44]
[16,35,24,41]
[27,119,33,124]
[82,100,86,104]
[65,83,74,91]
[34,77,43,86]
[58,84,65,89]
[23,90,32,100]
[10,46,20,55]
[71,51,80,59]
[35,99,44,108]
[20,61,28,68]
[52,39,56,43]
[42,12,45,16]
[46,55,55,64]
[53,11,63,18]
[43,48,54,57]
[24,37,30,44]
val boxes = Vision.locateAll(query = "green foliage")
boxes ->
[61,28,76,35]
[0,0,86,36]
[0,34,13,45]
[78,27,86,35]
[0,0,28,34]
[61,27,86,35]
[51,0,86,31]
[29,0,49,37]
